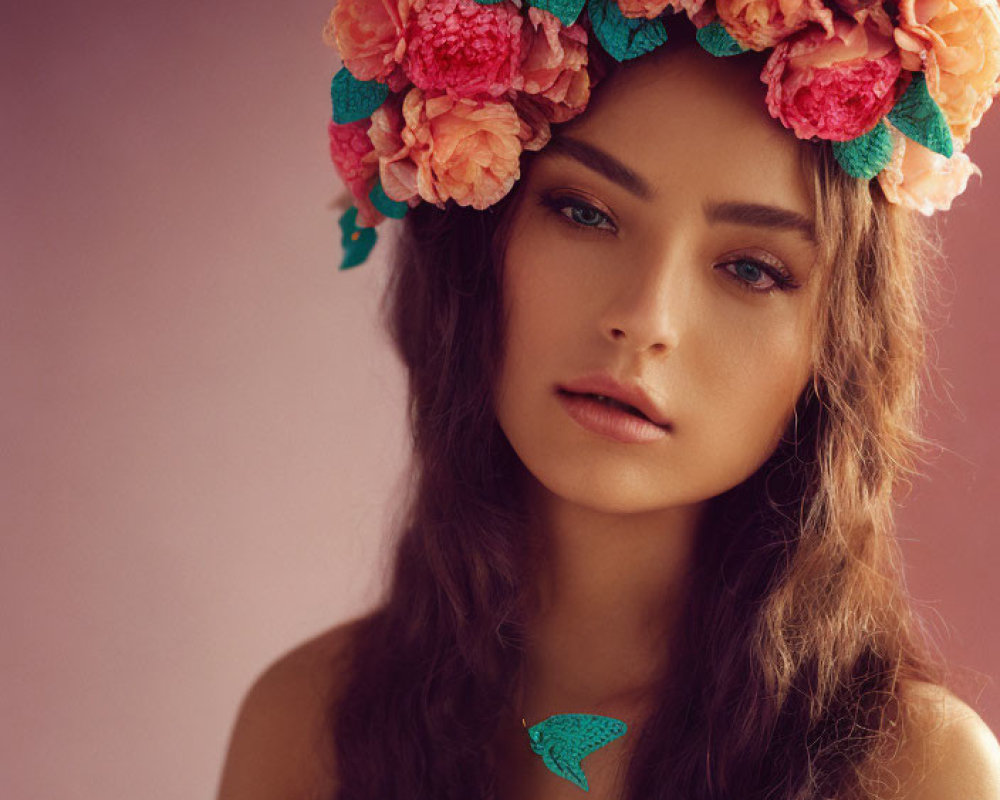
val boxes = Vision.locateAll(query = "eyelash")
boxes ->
[537,192,801,295]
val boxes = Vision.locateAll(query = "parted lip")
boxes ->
[556,373,672,429]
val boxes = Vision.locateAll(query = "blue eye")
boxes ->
[539,193,616,233]
[720,257,799,295]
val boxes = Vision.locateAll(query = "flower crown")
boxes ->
[323,0,1000,269]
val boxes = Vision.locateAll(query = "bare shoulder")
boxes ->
[879,679,1000,800]
[215,615,369,800]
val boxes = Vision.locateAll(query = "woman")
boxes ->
[218,4,1000,799]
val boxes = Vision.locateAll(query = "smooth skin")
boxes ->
[217,38,1000,800]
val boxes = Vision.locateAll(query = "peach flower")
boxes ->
[849,3,895,38]
[830,0,883,11]
[617,0,675,18]
[894,0,1000,145]
[322,0,412,91]
[615,0,715,25]
[367,95,420,204]
[513,8,591,123]
[877,120,981,214]
[716,0,835,51]
[370,88,527,209]
[681,0,718,27]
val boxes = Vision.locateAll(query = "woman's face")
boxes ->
[495,44,825,514]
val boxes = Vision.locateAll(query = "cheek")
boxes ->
[501,226,591,367]
[700,318,813,461]
[497,236,555,428]
[496,222,600,462]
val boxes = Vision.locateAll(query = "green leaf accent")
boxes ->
[695,20,747,56]
[528,0,588,25]
[337,205,378,270]
[330,66,389,125]
[472,0,507,4]
[369,180,409,219]
[831,120,894,180]
[887,72,953,159]
[586,0,668,62]
[526,713,628,791]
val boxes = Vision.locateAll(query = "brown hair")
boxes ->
[326,30,954,800]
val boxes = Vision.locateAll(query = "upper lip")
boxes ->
[557,373,672,429]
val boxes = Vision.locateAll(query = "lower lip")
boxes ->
[556,390,670,443]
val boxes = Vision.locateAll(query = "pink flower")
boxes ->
[371,88,527,209]
[717,0,834,50]
[761,18,907,141]
[513,8,591,123]
[322,0,412,91]
[328,119,384,227]
[894,0,1000,146]
[403,0,523,99]
[878,120,981,214]
[616,0,675,18]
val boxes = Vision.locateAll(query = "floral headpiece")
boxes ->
[323,0,1000,269]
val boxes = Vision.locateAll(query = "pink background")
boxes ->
[2,2,998,797]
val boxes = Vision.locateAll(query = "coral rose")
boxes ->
[403,0,523,99]
[514,8,591,123]
[878,120,981,214]
[372,88,526,209]
[716,0,834,51]
[328,119,384,227]
[617,0,675,18]
[894,0,1000,145]
[762,17,907,141]
[322,0,411,91]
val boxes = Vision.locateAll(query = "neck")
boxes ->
[517,476,706,722]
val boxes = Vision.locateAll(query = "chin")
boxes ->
[526,462,696,516]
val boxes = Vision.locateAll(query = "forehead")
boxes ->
[542,46,815,222]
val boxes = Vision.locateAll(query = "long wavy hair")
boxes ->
[326,26,955,800]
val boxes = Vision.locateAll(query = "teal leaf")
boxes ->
[472,0,507,4]
[695,20,748,56]
[887,72,953,159]
[586,0,668,62]
[337,205,378,270]
[528,0,588,26]
[369,179,409,219]
[330,66,389,125]
[831,120,894,180]
[527,713,627,791]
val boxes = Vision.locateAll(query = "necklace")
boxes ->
[521,712,628,792]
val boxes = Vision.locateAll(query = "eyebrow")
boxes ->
[540,135,817,243]
[543,135,655,200]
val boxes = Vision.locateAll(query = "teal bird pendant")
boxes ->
[524,713,628,791]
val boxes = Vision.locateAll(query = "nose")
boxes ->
[598,253,684,355]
